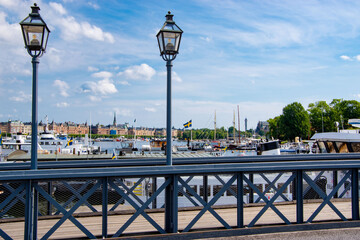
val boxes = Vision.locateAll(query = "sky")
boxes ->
[1,0,360,130]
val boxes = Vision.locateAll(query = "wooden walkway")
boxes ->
[0,200,353,239]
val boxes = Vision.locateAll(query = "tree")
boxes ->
[279,102,310,141]
[267,116,282,139]
[330,99,360,129]
[308,101,336,134]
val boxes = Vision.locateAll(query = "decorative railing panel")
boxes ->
[0,154,359,239]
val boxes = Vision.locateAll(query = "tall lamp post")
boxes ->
[157,11,183,233]
[20,3,50,170]
[157,11,183,166]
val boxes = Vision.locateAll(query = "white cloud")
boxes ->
[92,71,113,79]
[49,2,67,15]
[158,71,182,82]
[340,55,352,61]
[81,79,117,95]
[113,108,132,117]
[9,91,31,102]
[82,22,115,43]
[53,79,70,97]
[88,66,99,72]
[47,48,62,66]
[173,72,182,83]
[145,107,156,112]
[220,22,303,47]
[200,36,211,42]
[56,102,69,107]
[0,11,22,44]
[118,64,156,81]
[88,2,100,10]
[54,16,115,43]
[119,81,130,86]
[0,0,19,8]
[339,55,360,61]
[89,95,101,102]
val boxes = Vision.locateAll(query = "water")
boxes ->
[93,140,189,153]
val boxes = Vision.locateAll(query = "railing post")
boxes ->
[203,175,208,203]
[237,172,244,228]
[165,175,178,233]
[102,177,108,238]
[333,171,338,198]
[351,169,359,220]
[296,170,303,224]
[249,173,254,203]
[47,181,53,215]
[33,185,38,240]
[24,180,34,240]
[152,177,157,209]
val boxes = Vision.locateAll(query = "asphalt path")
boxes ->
[202,227,360,240]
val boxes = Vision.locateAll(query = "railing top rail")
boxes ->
[2,153,360,171]
[0,158,360,181]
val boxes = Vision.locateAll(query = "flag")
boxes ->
[112,150,117,159]
[134,119,136,123]
[0,136,2,146]
[183,120,192,129]
[67,137,73,146]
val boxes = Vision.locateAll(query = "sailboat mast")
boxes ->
[237,105,241,143]
[214,110,216,141]
[89,112,92,146]
[233,110,236,143]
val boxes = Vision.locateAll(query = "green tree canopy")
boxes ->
[279,102,310,141]
[308,101,337,134]
[330,99,360,129]
[267,116,282,139]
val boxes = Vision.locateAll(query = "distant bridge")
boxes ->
[0,153,360,239]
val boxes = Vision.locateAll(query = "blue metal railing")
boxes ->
[0,153,359,239]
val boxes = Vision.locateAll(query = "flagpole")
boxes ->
[237,105,241,144]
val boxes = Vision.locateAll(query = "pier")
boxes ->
[1,153,360,239]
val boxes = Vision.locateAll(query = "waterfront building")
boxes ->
[256,121,270,135]
[0,120,183,138]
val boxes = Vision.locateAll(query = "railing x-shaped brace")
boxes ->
[303,170,351,222]
[109,177,148,212]
[35,180,102,239]
[0,183,26,218]
[244,173,295,227]
[179,175,237,232]
[254,173,290,203]
[109,177,171,237]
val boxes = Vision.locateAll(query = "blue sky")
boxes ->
[1,0,360,130]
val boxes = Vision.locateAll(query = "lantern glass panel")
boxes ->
[163,32,176,52]
[22,25,44,50]
[42,26,49,51]
[157,33,164,54]
[174,33,181,52]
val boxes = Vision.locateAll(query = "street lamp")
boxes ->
[157,11,183,166]
[321,108,324,133]
[20,3,50,170]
